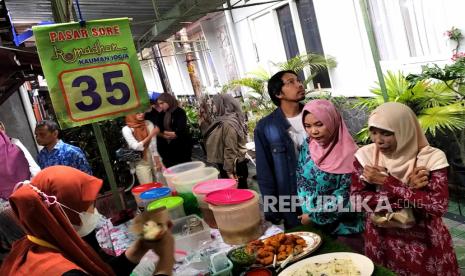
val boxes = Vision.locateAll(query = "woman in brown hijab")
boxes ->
[156,93,193,168]
[0,166,175,276]
[351,102,459,276]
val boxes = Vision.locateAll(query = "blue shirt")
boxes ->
[297,141,364,235]
[38,140,92,175]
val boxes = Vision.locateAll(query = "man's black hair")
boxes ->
[36,120,60,133]
[267,70,298,106]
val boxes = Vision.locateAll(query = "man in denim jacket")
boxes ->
[254,70,307,229]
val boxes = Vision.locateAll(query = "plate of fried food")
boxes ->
[238,232,322,267]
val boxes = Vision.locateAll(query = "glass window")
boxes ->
[276,4,305,82]
[368,0,448,60]
[277,4,300,60]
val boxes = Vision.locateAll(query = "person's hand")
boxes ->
[298,214,312,225]
[164,131,177,140]
[154,157,163,172]
[150,127,160,137]
[148,231,175,276]
[408,166,429,189]
[363,165,388,185]
[227,173,237,180]
[124,239,149,264]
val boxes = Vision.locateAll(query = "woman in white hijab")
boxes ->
[351,102,459,276]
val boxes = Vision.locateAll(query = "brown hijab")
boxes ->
[158,93,178,131]
[125,113,150,160]
[0,166,114,275]
[355,102,448,183]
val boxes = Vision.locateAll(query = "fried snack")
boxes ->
[246,233,308,265]
[257,250,274,266]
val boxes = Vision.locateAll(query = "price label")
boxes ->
[59,62,140,122]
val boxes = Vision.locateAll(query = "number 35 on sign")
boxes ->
[59,62,139,122]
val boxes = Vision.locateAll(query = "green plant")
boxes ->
[407,27,465,96]
[222,68,273,113]
[61,118,131,192]
[353,71,465,143]
[273,53,337,87]
[184,104,201,142]
[306,91,348,111]
[223,53,336,110]
[222,52,337,139]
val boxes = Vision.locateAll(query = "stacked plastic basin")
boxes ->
[147,196,186,220]
[131,182,163,211]
[171,167,219,215]
[192,179,238,228]
[139,187,171,211]
[163,161,206,193]
[205,189,262,245]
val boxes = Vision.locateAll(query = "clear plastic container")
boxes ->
[210,252,233,276]
[139,187,171,211]
[147,196,185,220]
[206,189,262,245]
[172,167,219,194]
[212,259,232,276]
[163,161,206,191]
[192,179,238,228]
[171,214,212,254]
[131,182,163,209]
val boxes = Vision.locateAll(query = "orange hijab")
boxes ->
[0,166,114,276]
[125,114,149,160]
[355,102,448,184]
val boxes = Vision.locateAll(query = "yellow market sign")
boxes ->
[33,18,149,128]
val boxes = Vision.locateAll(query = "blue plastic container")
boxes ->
[139,187,171,210]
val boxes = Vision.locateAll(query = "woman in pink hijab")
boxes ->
[296,99,364,252]
[0,130,30,261]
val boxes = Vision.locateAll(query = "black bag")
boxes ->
[115,148,142,162]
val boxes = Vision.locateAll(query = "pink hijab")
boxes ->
[0,131,30,199]
[303,100,358,174]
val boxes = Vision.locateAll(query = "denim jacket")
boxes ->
[254,107,302,229]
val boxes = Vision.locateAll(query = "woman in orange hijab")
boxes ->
[123,112,162,184]
[351,102,459,276]
[0,166,174,276]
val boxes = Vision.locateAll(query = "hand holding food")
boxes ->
[142,221,167,241]
[131,207,170,241]
[362,165,388,185]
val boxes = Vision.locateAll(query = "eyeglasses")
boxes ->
[283,78,302,86]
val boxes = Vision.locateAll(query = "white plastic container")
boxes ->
[163,161,205,191]
[206,189,262,245]
[192,179,238,228]
[172,167,219,193]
